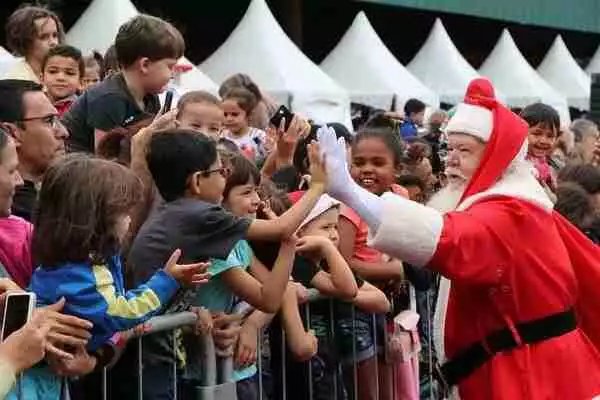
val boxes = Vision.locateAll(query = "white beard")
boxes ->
[427,183,465,213]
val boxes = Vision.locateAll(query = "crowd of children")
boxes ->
[0,4,598,400]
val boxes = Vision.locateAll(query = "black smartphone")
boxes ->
[161,90,174,115]
[1,292,35,341]
[270,105,294,131]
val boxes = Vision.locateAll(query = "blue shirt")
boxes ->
[400,119,418,139]
[30,255,179,351]
[194,240,257,382]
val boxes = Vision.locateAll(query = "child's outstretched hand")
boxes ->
[164,249,211,286]
[307,140,328,191]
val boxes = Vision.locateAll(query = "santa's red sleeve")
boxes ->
[554,212,600,353]
[368,193,513,285]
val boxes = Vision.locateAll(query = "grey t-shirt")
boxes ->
[127,197,251,365]
[62,73,160,153]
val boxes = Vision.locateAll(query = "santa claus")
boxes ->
[318,78,600,399]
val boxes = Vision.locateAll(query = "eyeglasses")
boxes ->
[19,114,61,129]
[202,166,230,178]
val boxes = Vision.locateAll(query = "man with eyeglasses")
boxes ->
[0,79,69,222]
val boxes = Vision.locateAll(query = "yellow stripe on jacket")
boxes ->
[93,264,162,319]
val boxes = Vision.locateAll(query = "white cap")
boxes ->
[445,102,493,142]
[299,194,340,230]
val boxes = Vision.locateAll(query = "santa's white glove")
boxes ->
[316,125,383,230]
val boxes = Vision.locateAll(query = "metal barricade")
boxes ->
[13,287,434,400]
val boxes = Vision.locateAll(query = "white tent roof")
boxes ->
[407,19,478,105]
[66,0,138,55]
[479,29,570,126]
[67,0,217,98]
[586,44,600,75]
[201,0,350,127]
[174,57,218,95]
[0,47,16,77]
[320,11,438,111]
[537,35,590,111]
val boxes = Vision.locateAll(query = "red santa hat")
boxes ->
[448,78,529,202]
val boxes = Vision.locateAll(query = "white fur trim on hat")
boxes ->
[446,103,493,142]
[299,194,340,230]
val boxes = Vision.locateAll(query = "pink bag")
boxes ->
[385,310,421,400]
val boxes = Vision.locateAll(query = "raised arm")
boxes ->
[247,141,327,241]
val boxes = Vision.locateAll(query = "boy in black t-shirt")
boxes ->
[62,14,184,152]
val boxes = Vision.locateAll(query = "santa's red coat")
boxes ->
[371,191,600,399]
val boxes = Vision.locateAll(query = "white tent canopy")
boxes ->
[586,44,600,75]
[173,57,219,96]
[537,35,590,111]
[67,0,217,97]
[66,0,138,55]
[320,11,438,111]
[201,0,351,127]
[479,29,570,126]
[0,47,16,77]
[407,19,478,105]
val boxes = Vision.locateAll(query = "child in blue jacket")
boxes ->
[12,154,209,400]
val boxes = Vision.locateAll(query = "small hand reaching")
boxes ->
[164,249,211,286]
[306,140,328,191]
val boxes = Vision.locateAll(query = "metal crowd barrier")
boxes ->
[14,288,435,400]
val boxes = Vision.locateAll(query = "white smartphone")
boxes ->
[1,292,36,341]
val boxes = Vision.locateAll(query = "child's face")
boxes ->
[42,56,81,101]
[82,64,101,90]
[224,179,261,218]
[223,99,248,134]
[30,17,59,62]
[351,138,397,195]
[190,157,228,204]
[299,208,340,248]
[528,123,558,158]
[140,57,177,94]
[178,102,224,139]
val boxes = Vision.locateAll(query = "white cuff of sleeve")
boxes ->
[368,193,444,267]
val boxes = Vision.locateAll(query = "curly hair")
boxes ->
[5,5,64,56]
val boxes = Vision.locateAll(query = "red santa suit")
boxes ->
[318,78,600,399]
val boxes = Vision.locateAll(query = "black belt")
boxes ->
[437,308,577,388]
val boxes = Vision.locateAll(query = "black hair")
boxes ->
[396,174,425,191]
[363,110,398,131]
[353,128,404,169]
[0,79,44,122]
[558,164,600,195]
[404,98,426,116]
[555,182,594,230]
[42,44,85,77]
[223,153,261,200]
[293,122,353,175]
[147,129,217,202]
[271,165,302,193]
[520,103,561,134]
